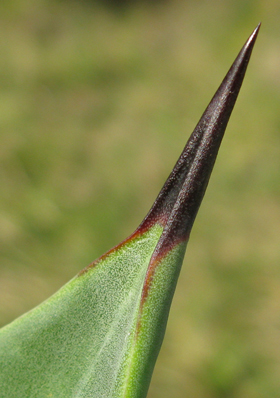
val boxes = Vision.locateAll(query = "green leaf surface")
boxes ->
[0,225,163,397]
[0,25,259,398]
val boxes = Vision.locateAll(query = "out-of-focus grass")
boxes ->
[0,0,280,397]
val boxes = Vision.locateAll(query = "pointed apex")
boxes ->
[202,23,261,132]
[247,23,261,47]
[138,25,260,254]
[79,26,261,278]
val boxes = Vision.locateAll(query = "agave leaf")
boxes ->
[0,25,260,398]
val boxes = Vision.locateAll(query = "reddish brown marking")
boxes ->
[133,233,188,336]
[80,23,261,353]
[78,215,164,276]
[140,236,188,307]
[132,24,260,337]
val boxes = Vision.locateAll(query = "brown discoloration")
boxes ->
[139,23,260,249]
[79,24,260,278]
[78,225,148,276]
[78,214,165,276]
[135,24,260,324]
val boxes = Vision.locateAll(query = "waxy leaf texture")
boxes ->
[0,25,260,398]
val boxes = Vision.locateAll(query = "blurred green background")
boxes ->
[0,0,280,397]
